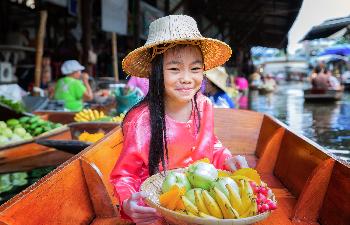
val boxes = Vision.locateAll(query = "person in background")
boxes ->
[312,65,328,90]
[204,67,235,108]
[326,70,341,91]
[263,74,277,91]
[127,76,149,96]
[54,60,93,111]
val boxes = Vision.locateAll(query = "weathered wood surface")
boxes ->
[0,109,349,225]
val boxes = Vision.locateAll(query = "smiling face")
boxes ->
[163,45,204,105]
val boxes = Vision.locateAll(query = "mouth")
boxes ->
[176,87,194,92]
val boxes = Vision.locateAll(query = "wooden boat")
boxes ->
[0,108,349,225]
[304,89,343,102]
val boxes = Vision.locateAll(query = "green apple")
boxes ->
[14,127,27,137]
[210,177,239,198]
[161,171,191,193]
[2,128,13,138]
[186,162,218,190]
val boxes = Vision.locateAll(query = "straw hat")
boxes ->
[204,66,229,92]
[122,15,232,78]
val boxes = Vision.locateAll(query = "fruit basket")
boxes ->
[141,165,275,225]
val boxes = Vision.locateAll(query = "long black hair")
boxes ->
[123,45,202,175]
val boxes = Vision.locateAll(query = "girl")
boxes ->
[110,15,248,225]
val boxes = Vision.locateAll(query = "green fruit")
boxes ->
[161,172,192,193]
[6,119,19,127]
[210,177,239,198]
[2,128,13,138]
[186,162,218,190]
[14,127,27,137]
[0,121,7,129]
[30,123,39,130]
[29,116,40,124]
[33,127,43,136]
[19,116,30,124]
[0,136,9,146]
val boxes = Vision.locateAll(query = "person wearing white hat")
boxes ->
[54,60,93,111]
[204,66,235,108]
[109,15,249,224]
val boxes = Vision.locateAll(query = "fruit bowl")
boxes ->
[140,168,272,225]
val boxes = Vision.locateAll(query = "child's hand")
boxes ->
[225,155,249,171]
[123,192,161,224]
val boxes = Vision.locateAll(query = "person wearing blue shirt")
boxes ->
[204,67,235,108]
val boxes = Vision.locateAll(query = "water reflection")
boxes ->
[248,82,350,161]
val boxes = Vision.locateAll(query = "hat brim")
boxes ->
[122,38,232,78]
[205,72,228,93]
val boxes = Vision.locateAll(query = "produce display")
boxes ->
[158,159,276,220]
[78,131,105,143]
[0,96,26,113]
[0,116,63,147]
[74,109,124,123]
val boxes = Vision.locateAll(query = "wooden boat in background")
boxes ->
[0,108,349,225]
[304,89,343,102]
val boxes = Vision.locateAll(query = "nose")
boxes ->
[180,70,192,84]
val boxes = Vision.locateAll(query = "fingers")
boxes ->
[226,155,249,171]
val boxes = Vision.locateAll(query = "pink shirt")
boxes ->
[110,93,232,219]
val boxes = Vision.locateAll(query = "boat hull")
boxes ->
[0,109,349,225]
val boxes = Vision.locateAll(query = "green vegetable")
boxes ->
[6,119,19,127]
[0,174,13,193]
[0,96,25,113]
[19,116,31,124]
[10,172,28,186]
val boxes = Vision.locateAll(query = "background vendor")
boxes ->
[54,60,93,111]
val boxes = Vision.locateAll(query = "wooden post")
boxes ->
[81,0,92,74]
[111,32,119,81]
[34,10,48,89]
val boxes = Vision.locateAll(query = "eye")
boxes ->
[192,67,202,71]
[168,67,179,71]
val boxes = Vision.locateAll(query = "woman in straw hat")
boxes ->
[110,15,249,224]
[204,66,235,108]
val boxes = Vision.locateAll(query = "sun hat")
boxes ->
[204,66,229,92]
[122,15,232,78]
[61,60,85,75]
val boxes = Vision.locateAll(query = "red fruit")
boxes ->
[257,193,267,203]
[260,187,268,196]
[258,204,263,213]
[266,199,277,210]
[261,203,269,212]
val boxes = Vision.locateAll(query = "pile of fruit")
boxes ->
[158,159,276,219]
[78,131,105,143]
[74,109,124,123]
[0,116,63,147]
[0,96,25,113]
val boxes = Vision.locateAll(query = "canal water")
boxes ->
[247,82,350,162]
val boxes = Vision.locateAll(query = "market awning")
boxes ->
[186,0,303,48]
[301,15,350,41]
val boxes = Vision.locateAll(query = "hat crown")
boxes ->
[145,15,203,46]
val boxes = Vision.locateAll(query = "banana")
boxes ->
[181,196,199,216]
[100,111,105,118]
[175,209,187,215]
[88,109,95,120]
[240,180,254,213]
[226,184,244,215]
[240,198,257,218]
[93,110,100,120]
[194,189,210,215]
[186,211,197,217]
[198,211,217,219]
[213,187,239,219]
[201,190,223,219]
